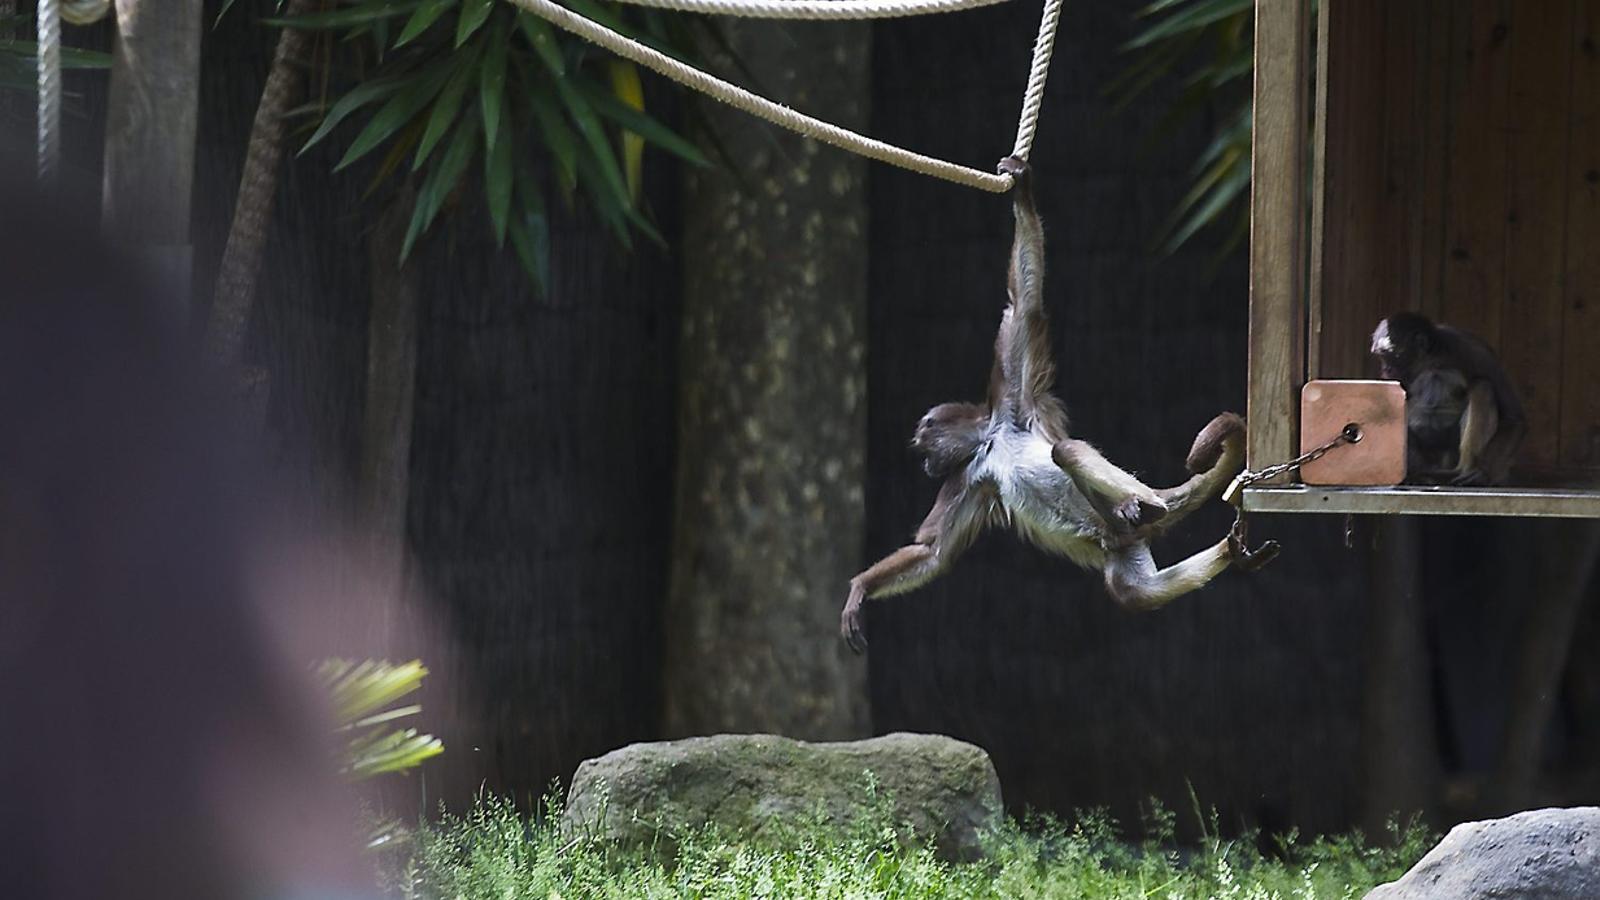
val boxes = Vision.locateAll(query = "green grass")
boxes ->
[379,791,1432,899]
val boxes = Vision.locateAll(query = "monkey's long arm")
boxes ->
[1457,379,1524,484]
[988,157,1069,439]
[839,479,991,653]
[839,544,940,654]
[1441,326,1525,484]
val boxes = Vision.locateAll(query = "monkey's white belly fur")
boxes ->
[973,425,1105,569]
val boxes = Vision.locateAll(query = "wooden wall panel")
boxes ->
[1500,0,1577,469]
[1313,0,1390,379]
[1377,0,1425,336]
[1314,0,1600,478]
[1436,0,1512,350]
[1314,0,1449,379]
[1414,0,1456,321]
[1561,0,1600,469]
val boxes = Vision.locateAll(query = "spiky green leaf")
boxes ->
[580,80,707,167]
[516,11,566,76]
[0,40,113,68]
[508,170,550,295]
[414,48,480,170]
[335,64,453,171]
[479,20,511,152]
[264,0,422,30]
[556,78,630,215]
[455,0,495,46]
[485,122,513,245]
[527,79,578,191]
[1124,0,1251,49]
[395,0,456,47]
[300,76,407,154]
[403,114,480,259]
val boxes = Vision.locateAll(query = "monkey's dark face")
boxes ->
[912,402,988,478]
[1371,313,1434,381]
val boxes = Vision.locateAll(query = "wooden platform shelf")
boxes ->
[1242,485,1600,519]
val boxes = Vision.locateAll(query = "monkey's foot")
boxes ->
[1449,469,1489,486]
[840,600,867,654]
[1228,533,1281,573]
[1110,495,1168,534]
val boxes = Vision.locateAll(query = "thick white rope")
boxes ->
[36,0,60,186]
[607,0,1008,20]
[1009,0,1059,160]
[509,0,1064,192]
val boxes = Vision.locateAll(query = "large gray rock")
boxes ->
[1366,807,1600,900]
[563,732,1002,861]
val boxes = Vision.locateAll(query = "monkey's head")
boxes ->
[911,402,989,478]
[1370,312,1437,381]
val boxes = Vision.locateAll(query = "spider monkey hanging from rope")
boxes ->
[840,157,1278,653]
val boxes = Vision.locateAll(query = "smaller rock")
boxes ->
[1365,807,1600,900]
[563,732,1002,861]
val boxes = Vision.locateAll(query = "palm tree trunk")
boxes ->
[203,0,315,368]
[358,187,420,623]
[662,20,870,740]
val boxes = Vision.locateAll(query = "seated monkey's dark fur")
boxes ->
[1370,312,1524,485]
[839,157,1276,653]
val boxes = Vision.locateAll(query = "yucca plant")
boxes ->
[277,0,711,292]
[319,657,444,780]
[1111,0,1255,259]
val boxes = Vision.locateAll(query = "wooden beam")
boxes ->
[1306,0,1330,380]
[1358,516,1439,834]
[1243,485,1600,518]
[1248,0,1311,476]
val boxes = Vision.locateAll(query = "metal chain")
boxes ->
[1225,423,1364,555]
[1234,423,1363,493]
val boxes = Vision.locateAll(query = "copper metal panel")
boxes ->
[1299,379,1406,485]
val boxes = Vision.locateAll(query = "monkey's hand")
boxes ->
[998,155,1031,191]
[840,583,868,654]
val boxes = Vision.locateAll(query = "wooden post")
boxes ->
[1489,520,1600,812]
[100,0,202,312]
[1306,0,1331,380]
[1359,516,1440,835]
[1247,0,1310,475]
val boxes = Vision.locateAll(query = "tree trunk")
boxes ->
[203,0,315,367]
[100,0,201,312]
[662,21,870,740]
[358,189,421,631]
[1359,516,1439,835]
